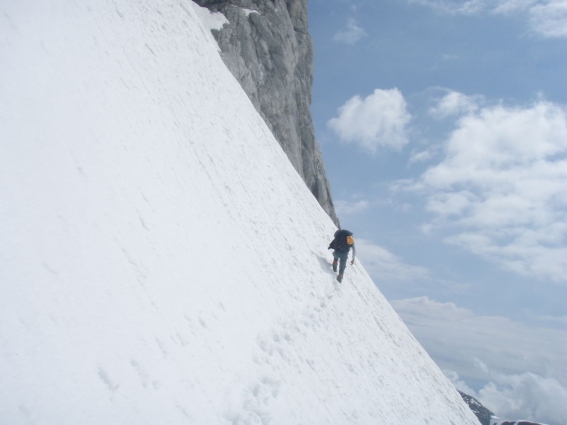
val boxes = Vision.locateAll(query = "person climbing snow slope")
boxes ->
[328,229,356,283]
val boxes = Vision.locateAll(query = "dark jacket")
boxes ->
[328,229,355,255]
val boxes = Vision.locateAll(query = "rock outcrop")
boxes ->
[193,0,339,225]
[459,391,494,425]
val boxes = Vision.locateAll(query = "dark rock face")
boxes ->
[193,0,339,226]
[459,390,494,425]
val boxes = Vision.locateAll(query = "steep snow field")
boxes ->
[0,1,480,424]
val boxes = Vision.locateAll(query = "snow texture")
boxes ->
[0,1,480,424]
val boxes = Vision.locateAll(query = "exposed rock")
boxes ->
[193,0,339,226]
[459,390,494,425]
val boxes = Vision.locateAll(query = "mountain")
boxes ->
[0,1,480,423]
[460,391,495,425]
[491,419,549,425]
[193,0,339,225]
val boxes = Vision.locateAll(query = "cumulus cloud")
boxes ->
[356,239,430,283]
[392,297,567,421]
[328,88,412,153]
[479,372,567,423]
[446,369,567,424]
[334,18,368,44]
[405,99,567,282]
[526,0,567,37]
[411,0,567,38]
[429,90,482,118]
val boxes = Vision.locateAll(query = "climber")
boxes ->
[328,229,356,283]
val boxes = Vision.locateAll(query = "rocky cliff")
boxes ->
[193,0,339,225]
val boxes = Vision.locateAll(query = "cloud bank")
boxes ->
[408,94,567,282]
[479,372,567,423]
[392,297,567,380]
[393,297,567,423]
[447,369,567,424]
[328,88,411,153]
[356,239,430,283]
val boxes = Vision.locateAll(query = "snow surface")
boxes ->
[190,1,228,33]
[0,1,480,424]
[241,8,260,17]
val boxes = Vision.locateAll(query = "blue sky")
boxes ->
[308,0,567,422]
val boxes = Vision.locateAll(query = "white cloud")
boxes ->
[429,90,482,118]
[527,0,567,37]
[479,372,567,424]
[356,239,430,283]
[409,147,439,165]
[410,0,489,14]
[446,369,567,424]
[334,199,370,215]
[406,100,567,282]
[444,369,478,396]
[493,0,540,14]
[411,0,567,38]
[328,88,411,153]
[334,18,368,44]
[392,297,567,380]
[493,0,567,37]
[392,297,567,421]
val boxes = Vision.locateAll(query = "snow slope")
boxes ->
[0,1,480,424]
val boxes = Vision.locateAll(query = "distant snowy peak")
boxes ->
[491,419,549,425]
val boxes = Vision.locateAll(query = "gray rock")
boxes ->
[194,0,339,226]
